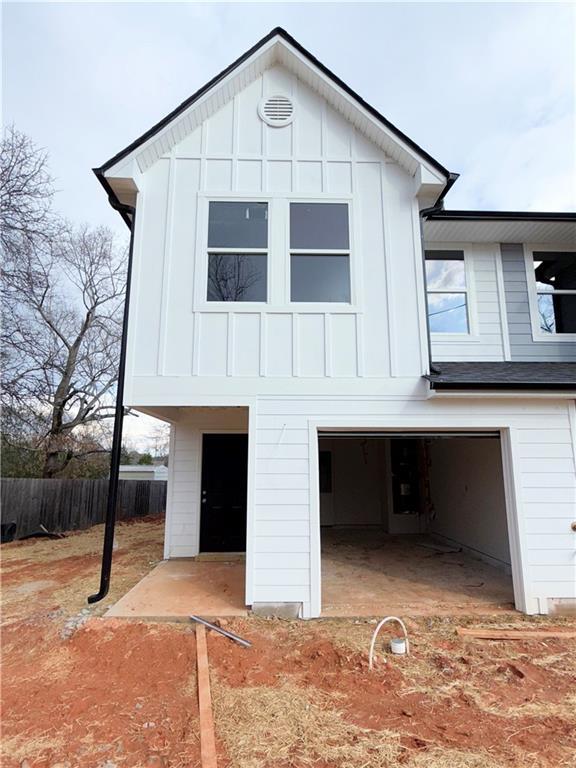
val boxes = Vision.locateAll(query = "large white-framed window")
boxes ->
[525,246,576,341]
[289,202,351,303]
[206,200,269,303]
[424,248,475,335]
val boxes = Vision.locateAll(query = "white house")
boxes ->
[118,465,169,481]
[96,28,576,619]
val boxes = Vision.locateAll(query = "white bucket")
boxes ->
[390,637,407,655]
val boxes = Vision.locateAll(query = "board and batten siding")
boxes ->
[428,243,507,362]
[501,243,576,362]
[124,64,428,407]
[250,396,576,618]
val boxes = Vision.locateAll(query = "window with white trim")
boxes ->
[530,251,576,334]
[289,203,351,302]
[207,201,268,302]
[424,250,469,333]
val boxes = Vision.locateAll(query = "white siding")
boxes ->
[250,396,576,618]
[125,65,425,406]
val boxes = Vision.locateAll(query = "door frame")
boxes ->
[308,420,528,619]
[195,428,250,555]
[197,429,249,554]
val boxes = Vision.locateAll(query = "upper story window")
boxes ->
[290,203,351,302]
[424,250,469,333]
[530,251,576,335]
[207,201,268,302]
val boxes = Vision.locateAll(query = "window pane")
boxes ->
[425,256,466,290]
[428,292,468,333]
[290,203,349,250]
[538,293,576,334]
[208,202,268,248]
[291,255,350,302]
[533,252,576,292]
[207,254,267,302]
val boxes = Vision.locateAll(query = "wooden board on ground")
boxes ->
[457,627,576,640]
[196,624,218,768]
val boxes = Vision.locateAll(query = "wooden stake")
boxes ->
[196,624,218,768]
[457,627,576,641]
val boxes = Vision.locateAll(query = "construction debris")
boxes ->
[456,627,576,640]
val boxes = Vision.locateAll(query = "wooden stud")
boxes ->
[457,627,576,641]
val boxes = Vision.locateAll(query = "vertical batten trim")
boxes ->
[495,244,512,361]
[192,313,201,376]
[410,198,429,374]
[324,313,332,377]
[259,312,267,376]
[320,101,328,192]
[355,313,364,376]
[380,162,397,377]
[292,314,300,377]
[157,154,177,375]
[124,191,146,402]
[231,95,239,191]
[226,312,235,376]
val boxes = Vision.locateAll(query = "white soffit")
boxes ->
[104,35,447,181]
[424,218,576,245]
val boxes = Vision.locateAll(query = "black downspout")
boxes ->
[418,172,459,376]
[87,197,136,604]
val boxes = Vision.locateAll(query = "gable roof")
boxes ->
[96,27,452,222]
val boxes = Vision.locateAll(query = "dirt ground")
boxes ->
[1,516,575,768]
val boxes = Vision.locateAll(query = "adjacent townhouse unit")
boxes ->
[96,28,576,619]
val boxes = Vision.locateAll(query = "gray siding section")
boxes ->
[500,243,576,362]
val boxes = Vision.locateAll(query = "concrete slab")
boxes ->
[322,528,515,617]
[106,559,248,620]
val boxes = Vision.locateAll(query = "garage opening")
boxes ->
[318,432,516,616]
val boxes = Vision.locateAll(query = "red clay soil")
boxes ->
[207,628,576,766]
[2,517,576,767]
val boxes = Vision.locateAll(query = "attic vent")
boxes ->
[258,95,295,127]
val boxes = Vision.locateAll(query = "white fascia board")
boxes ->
[428,390,576,400]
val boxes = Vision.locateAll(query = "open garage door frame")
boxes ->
[308,424,528,618]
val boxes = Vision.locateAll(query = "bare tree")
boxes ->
[207,254,263,301]
[0,125,56,261]
[2,224,127,477]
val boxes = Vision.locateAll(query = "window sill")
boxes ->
[431,333,480,342]
[194,303,360,314]
[530,332,576,343]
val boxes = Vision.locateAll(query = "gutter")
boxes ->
[87,193,136,603]
[427,380,576,391]
[425,209,576,222]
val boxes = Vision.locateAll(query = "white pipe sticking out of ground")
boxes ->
[369,616,410,669]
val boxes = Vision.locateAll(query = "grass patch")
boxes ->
[213,678,402,768]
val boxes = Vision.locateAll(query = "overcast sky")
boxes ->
[3,0,575,447]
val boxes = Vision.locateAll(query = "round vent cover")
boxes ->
[258,95,295,127]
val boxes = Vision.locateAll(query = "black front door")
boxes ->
[199,434,248,552]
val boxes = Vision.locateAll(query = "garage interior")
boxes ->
[319,433,516,616]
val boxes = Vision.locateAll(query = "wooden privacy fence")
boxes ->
[1,478,167,540]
